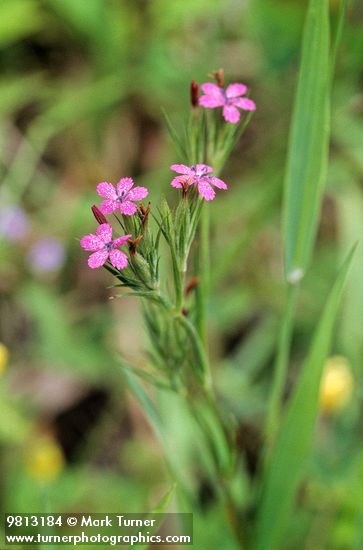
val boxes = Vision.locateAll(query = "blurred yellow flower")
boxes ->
[320,356,353,415]
[25,437,65,482]
[0,343,9,374]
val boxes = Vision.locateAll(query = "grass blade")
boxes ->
[331,0,349,78]
[283,0,330,281]
[126,485,176,550]
[254,244,356,550]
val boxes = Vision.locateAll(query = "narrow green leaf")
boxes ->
[331,0,349,78]
[255,245,356,550]
[126,485,176,550]
[121,367,165,440]
[283,0,330,281]
[119,361,172,391]
[151,484,176,514]
[162,109,188,161]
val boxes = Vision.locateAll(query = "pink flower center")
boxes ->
[117,190,129,203]
[104,241,114,252]
[191,165,210,178]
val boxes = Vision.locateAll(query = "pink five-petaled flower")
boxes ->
[80,223,131,270]
[97,177,148,216]
[199,82,256,124]
[170,164,227,201]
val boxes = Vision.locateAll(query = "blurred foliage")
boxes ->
[0,0,363,549]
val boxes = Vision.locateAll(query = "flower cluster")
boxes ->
[80,166,228,269]
[80,177,148,270]
[80,72,255,271]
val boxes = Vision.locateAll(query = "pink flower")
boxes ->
[199,82,256,123]
[97,177,148,216]
[80,223,131,269]
[170,164,227,201]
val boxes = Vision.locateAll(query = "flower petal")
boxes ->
[210,176,227,190]
[80,234,103,251]
[98,199,118,214]
[116,177,134,195]
[200,83,224,96]
[199,95,225,109]
[128,186,148,201]
[198,179,216,201]
[199,83,225,108]
[223,104,241,124]
[97,182,117,199]
[170,176,183,188]
[109,249,128,270]
[225,83,247,98]
[119,201,137,216]
[233,97,256,111]
[88,250,108,269]
[170,164,191,175]
[113,234,132,248]
[96,223,113,243]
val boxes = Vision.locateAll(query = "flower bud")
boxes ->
[137,202,151,229]
[185,276,199,295]
[190,80,199,108]
[129,252,154,288]
[209,68,224,87]
[319,356,353,415]
[91,205,107,225]
[128,234,143,255]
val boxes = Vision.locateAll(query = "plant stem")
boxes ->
[196,204,210,347]
[187,391,248,548]
[176,312,211,388]
[265,283,298,445]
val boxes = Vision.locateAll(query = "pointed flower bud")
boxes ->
[91,205,107,225]
[128,234,143,255]
[211,68,225,87]
[137,202,151,229]
[190,80,199,108]
[185,276,199,295]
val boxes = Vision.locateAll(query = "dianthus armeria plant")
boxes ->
[80,69,255,545]
[79,1,354,540]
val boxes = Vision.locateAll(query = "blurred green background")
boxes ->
[1,0,363,548]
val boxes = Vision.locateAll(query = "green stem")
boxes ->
[265,283,298,445]
[174,266,184,312]
[176,312,211,388]
[187,391,247,548]
[195,205,210,346]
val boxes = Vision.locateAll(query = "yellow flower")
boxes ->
[25,437,65,482]
[0,343,9,375]
[320,356,353,415]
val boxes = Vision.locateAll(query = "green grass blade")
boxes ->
[331,0,349,78]
[283,0,330,281]
[255,244,356,550]
[162,109,188,161]
[126,485,176,550]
